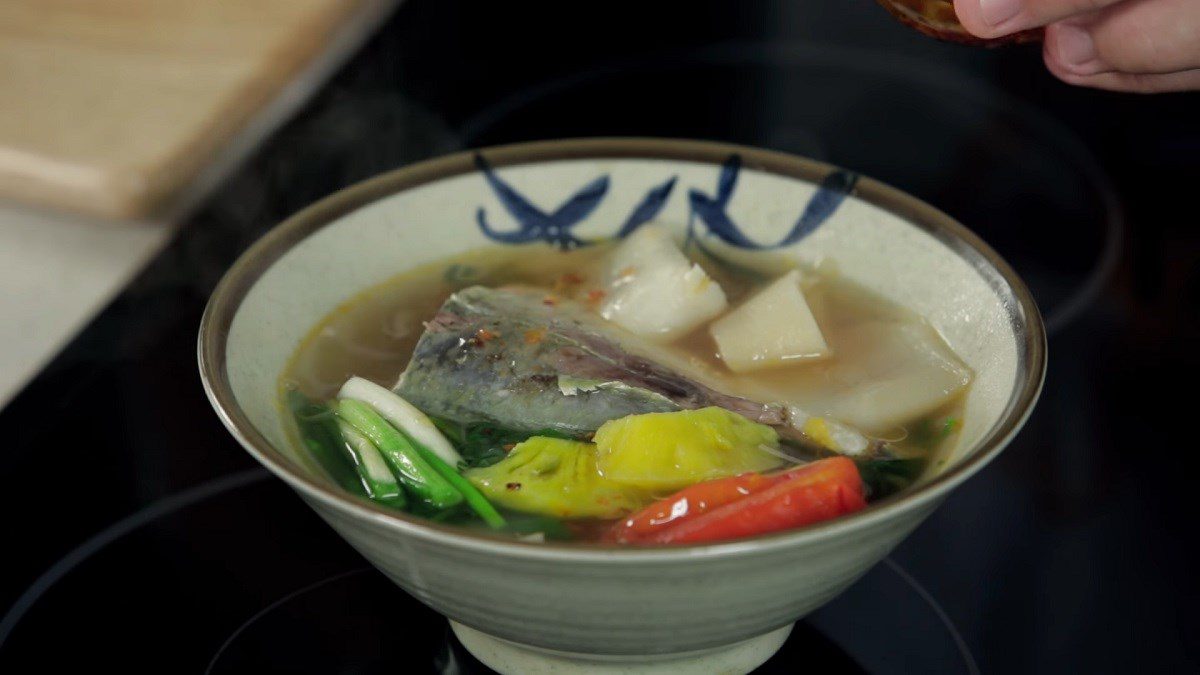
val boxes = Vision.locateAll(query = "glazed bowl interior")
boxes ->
[201,138,1044,550]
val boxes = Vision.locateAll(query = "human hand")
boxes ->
[953,0,1200,92]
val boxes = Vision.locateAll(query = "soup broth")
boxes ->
[280,237,969,543]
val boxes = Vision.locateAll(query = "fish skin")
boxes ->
[395,286,884,458]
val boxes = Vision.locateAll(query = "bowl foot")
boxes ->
[449,621,793,675]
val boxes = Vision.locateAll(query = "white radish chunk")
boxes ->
[604,224,688,279]
[599,226,727,341]
[710,270,830,373]
[823,322,972,432]
[338,376,463,465]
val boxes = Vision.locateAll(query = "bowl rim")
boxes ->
[199,137,1046,561]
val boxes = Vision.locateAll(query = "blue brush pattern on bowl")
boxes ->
[476,152,858,250]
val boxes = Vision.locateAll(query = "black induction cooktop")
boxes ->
[0,468,975,673]
[2,1,1197,673]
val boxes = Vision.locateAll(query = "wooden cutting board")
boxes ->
[0,0,394,220]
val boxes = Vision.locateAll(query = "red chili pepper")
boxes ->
[609,457,866,545]
[606,472,779,543]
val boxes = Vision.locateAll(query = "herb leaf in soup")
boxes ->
[856,457,926,500]
[432,418,573,469]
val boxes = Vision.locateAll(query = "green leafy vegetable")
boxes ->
[856,457,926,500]
[433,418,572,469]
[286,390,366,496]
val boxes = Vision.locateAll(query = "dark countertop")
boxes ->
[1,1,1197,672]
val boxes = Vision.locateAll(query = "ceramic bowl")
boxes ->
[199,138,1045,674]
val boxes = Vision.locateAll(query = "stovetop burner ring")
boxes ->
[2,467,978,673]
[0,468,271,652]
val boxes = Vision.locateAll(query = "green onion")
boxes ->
[337,421,407,508]
[410,442,506,529]
[336,399,462,509]
[338,377,462,465]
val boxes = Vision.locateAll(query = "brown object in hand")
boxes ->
[876,0,1043,45]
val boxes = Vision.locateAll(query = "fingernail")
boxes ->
[1055,23,1097,67]
[979,0,1021,26]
